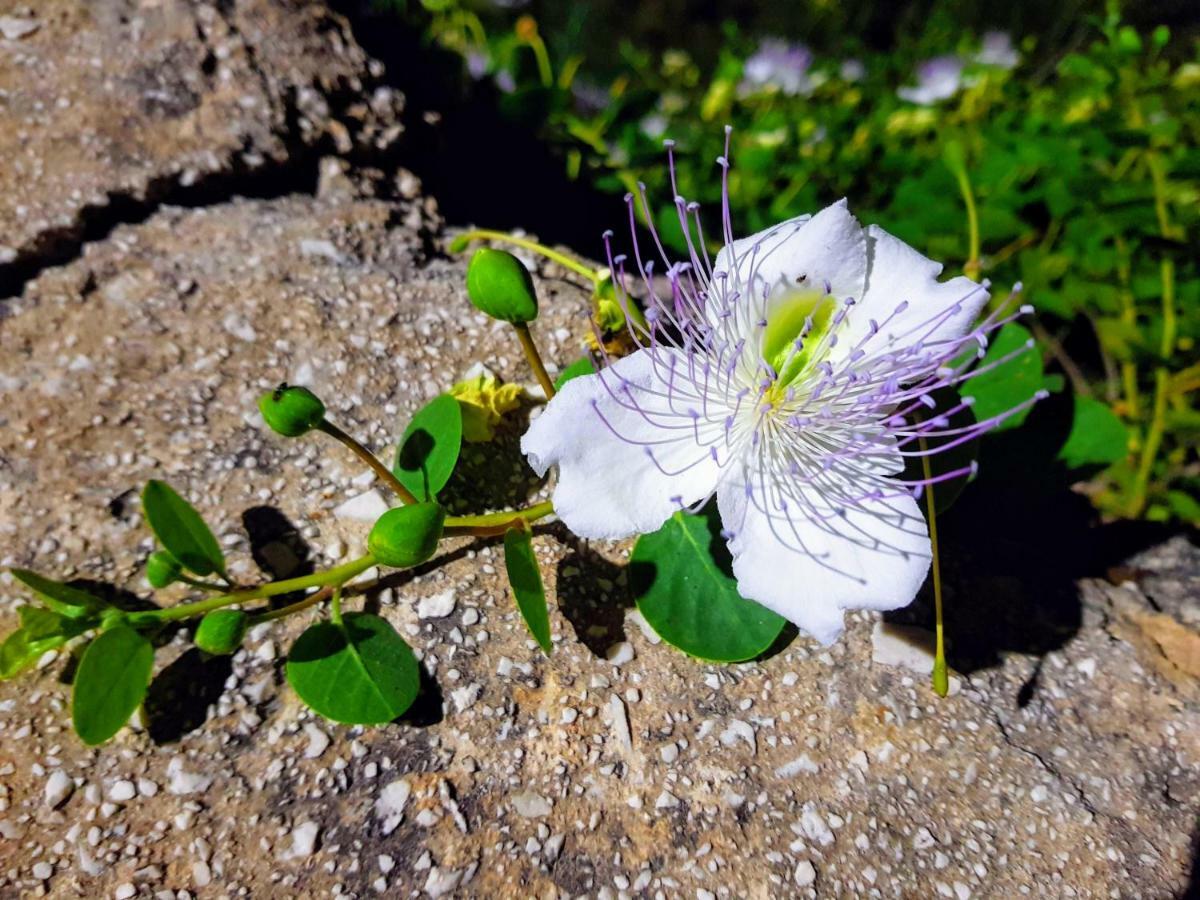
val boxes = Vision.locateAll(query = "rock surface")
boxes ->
[1,3,1199,898]
[0,0,403,296]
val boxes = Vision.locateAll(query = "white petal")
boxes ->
[521,349,724,540]
[716,470,930,645]
[712,201,868,317]
[833,224,989,362]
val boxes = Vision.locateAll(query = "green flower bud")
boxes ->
[259,384,326,437]
[146,550,182,588]
[466,248,539,324]
[194,609,249,655]
[368,503,446,568]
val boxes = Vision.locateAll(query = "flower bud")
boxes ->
[194,609,248,655]
[146,550,182,588]
[368,503,446,568]
[259,384,325,437]
[466,248,539,324]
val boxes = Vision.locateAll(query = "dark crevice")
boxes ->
[0,143,320,301]
[993,711,1101,819]
[0,5,413,302]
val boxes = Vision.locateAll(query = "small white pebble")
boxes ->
[108,780,136,802]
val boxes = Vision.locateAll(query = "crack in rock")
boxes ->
[0,0,406,301]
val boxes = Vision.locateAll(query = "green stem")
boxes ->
[952,165,981,281]
[1114,237,1142,419]
[454,230,600,284]
[317,419,419,505]
[249,585,334,625]
[1128,154,1179,517]
[514,322,557,400]
[139,555,376,623]
[517,27,554,88]
[178,575,229,592]
[918,437,949,697]
[330,585,344,625]
[445,500,554,529]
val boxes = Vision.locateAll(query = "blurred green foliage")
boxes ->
[398,0,1199,523]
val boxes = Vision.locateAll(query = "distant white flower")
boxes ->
[898,55,964,105]
[976,31,1020,69]
[494,69,516,93]
[741,39,814,97]
[522,134,1037,644]
[466,50,490,81]
[840,58,866,83]
[640,113,669,140]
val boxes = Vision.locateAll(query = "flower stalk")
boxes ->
[317,420,420,505]
[514,322,557,400]
[919,437,949,697]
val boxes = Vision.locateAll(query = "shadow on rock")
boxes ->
[398,661,444,728]
[242,505,313,579]
[554,527,632,660]
[327,0,629,257]
[69,579,157,614]
[143,647,233,743]
[439,406,543,516]
[886,391,1178,678]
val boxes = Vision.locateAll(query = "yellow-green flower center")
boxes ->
[760,289,837,394]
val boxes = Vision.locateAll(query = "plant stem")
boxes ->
[454,230,600,284]
[330,585,344,625]
[317,420,419,505]
[139,555,376,623]
[445,500,554,530]
[1114,237,1141,419]
[250,585,334,625]
[953,165,981,281]
[919,438,949,697]
[178,575,229,592]
[514,322,557,400]
[1128,153,1179,517]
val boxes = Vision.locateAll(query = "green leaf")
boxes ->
[71,626,155,745]
[286,613,420,725]
[141,481,226,577]
[0,630,42,680]
[630,510,786,662]
[1166,490,1200,525]
[19,605,69,639]
[1,607,92,680]
[554,356,597,391]
[1058,396,1129,469]
[11,569,104,619]
[961,323,1044,431]
[503,529,552,654]
[394,395,463,501]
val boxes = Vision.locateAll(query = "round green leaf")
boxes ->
[503,528,552,655]
[72,626,155,745]
[141,481,226,577]
[11,569,104,619]
[961,323,1044,431]
[631,510,786,662]
[1057,396,1129,469]
[286,613,420,725]
[394,395,463,501]
[554,356,596,391]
